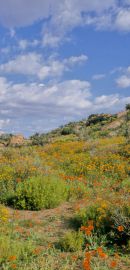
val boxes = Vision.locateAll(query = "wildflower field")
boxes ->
[0,135,130,269]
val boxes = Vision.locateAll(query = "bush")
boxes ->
[61,127,74,135]
[0,165,16,203]
[10,176,68,210]
[59,231,84,252]
[0,205,9,223]
[0,235,35,266]
[73,202,130,247]
[126,104,130,111]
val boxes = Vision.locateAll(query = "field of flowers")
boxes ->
[0,135,130,269]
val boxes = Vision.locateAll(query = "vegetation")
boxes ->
[0,108,130,269]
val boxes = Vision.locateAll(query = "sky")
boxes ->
[0,0,130,136]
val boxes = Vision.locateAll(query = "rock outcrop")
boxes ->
[9,134,25,146]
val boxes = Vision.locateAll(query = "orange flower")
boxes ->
[97,247,107,259]
[85,251,91,261]
[97,247,103,254]
[8,256,17,261]
[11,264,17,269]
[16,178,21,183]
[117,225,124,232]
[72,255,78,261]
[85,229,91,236]
[83,257,91,270]
[110,260,117,268]
[33,247,42,255]
[81,224,94,236]
[81,226,86,231]
[88,225,94,231]
[99,252,108,259]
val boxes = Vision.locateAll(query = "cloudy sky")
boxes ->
[0,0,130,136]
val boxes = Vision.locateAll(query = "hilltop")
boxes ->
[0,106,130,147]
[30,109,129,145]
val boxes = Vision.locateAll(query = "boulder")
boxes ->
[9,134,25,146]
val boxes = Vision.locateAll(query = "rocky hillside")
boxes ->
[30,107,130,145]
[1,106,130,147]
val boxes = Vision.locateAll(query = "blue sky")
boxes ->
[0,0,130,136]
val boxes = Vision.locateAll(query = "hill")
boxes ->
[0,105,130,270]
[0,106,130,148]
[1,107,130,147]
[30,107,130,145]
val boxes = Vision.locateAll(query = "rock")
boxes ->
[9,134,25,146]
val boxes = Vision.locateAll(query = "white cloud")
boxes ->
[115,8,130,31]
[94,94,120,109]
[0,53,88,80]
[92,74,106,80]
[0,0,55,27]
[0,47,10,54]
[19,40,29,50]
[0,53,41,76]
[18,39,39,50]
[65,55,88,65]
[42,1,117,47]
[1,1,130,48]
[10,28,16,38]
[1,76,130,134]
[116,75,130,88]
[0,119,10,130]
[116,66,130,88]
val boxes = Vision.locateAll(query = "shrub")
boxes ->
[59,231,84,252]
[86,114,114,127]
[0,235,35,266]
[11,176,68,210]
[0,205,9,223]
[126,104,130,111]
[61,127,74,135]
[66,180,87,201]
[0,165,15,203]
[73,202,130,247]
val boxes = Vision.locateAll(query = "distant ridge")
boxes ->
[0,108,130,147]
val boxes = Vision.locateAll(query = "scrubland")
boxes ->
[0,135,130,269]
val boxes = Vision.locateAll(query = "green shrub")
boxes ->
[66,180,87,201]
[0,165,16,204]
[10,176,68,210]
[126,104,130,111]
[73,203,130,247]
[61,127,74,135]
[59,231,84,252]
[0,235,35,265]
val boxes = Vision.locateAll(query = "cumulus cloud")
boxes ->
[115,8,130,31]
[0,119,10,130]
[0,53,41,76]
[116,75,130,88]
[92,74,106,80]
[0,77,91,109]
[42,0,117,47]
[0,0,116,28]
[1,76,130,134]
[0,0,55,27]
[18,39,39,50]
[116,66,130,88]
[0,1,130,47]
[0,53,88,80]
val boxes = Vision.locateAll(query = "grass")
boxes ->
[0,135,130,269]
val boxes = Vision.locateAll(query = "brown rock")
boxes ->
[9,134,25,146]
